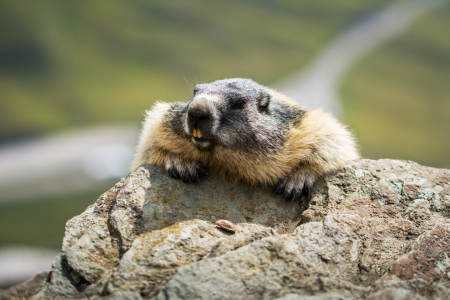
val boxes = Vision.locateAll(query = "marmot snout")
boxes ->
[131,78,359,201]
[185,94,218,149]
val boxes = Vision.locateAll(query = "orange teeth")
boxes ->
[193,129,202,138]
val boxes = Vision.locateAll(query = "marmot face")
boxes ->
[185,78,279,152]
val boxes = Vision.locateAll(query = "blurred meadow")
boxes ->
[0,0,448,250]
[341,4,450,169]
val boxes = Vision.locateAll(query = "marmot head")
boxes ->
[184,78,280,151]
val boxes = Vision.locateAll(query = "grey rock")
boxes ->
[275,294,355,300]
[103,291,144,300]
[104,220,275,297]
[33,254,80,299]
[28,159,449,299]
[0,272,48,300]
[155,214,371,300]
[366,287,426,300]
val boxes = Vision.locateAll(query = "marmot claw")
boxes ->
[275,169,315,201]
[165,158,206,183]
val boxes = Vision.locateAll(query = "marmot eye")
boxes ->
[232,100,245,108]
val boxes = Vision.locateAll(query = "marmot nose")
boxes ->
[188,109,210,126]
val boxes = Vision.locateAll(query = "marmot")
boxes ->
[131,78,359,201]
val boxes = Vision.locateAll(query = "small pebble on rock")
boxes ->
[216,219,237,232]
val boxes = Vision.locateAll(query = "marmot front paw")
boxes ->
[165,157,207,183]
[274,168,315,201]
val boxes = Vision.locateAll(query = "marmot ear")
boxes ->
[258,93,270,109]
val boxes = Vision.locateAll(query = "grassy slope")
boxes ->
[0,182,114,248]
[340,5,450,169]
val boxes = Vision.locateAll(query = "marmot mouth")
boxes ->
[193,136,207,142]
[191,136,213,149]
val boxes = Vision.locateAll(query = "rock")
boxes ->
[29,159,449,299]
[0,272,48,300]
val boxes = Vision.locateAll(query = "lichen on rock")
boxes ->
[26,159,450,299]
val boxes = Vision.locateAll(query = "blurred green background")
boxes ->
[0,0,449,249]
[341,4,450,168]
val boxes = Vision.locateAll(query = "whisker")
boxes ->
[182,75,193,90]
